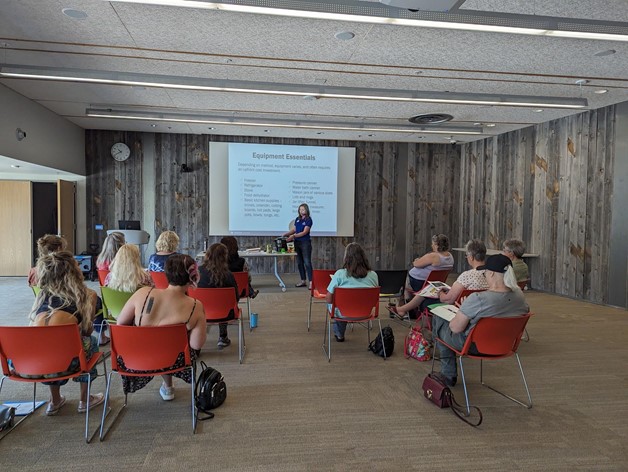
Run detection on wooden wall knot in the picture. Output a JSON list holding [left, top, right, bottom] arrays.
[[567, 137, 576, 157], [535, 154, 548, 172], [569, 243, 586, 261]]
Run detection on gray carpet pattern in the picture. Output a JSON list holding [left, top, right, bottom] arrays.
[[0, 275, 627, 471]]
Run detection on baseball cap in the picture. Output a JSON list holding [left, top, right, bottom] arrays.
[[478, 254, 512, 273]]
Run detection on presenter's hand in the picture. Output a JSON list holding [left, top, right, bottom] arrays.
[[286, 235, 294, 242]]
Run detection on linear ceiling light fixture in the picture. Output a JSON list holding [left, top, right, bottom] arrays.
[[1, 65, 588, 109], [101, 0, 628, 42], [86, 108, 484, 135]]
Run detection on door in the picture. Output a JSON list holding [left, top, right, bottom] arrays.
[[57, 179, 76, 254], [0, 181, 32, 276]]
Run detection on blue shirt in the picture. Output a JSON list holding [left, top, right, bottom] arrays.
[[148, 253, 175, 272], [294, 216, 312, 241]]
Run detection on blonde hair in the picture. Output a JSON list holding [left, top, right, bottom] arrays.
[[97, 232, 125, 268], [156, 230, 180, 253], [36, 234, 67, 258], [108, 244, 148, 292], [30, 251, 94, 334]]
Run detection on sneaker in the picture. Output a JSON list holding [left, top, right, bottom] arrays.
[[334, 335, 345, 343], [159, 383, 175, 401], [444, 376, 457, 388], [45, 395, 66, 416], [77, 393, 105, 413], [217, 337, 231, 349]]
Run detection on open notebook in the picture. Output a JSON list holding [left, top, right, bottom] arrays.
[[430, 304, 459, 322], [417, 281, 450, 298]]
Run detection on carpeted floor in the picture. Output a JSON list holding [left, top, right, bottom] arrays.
[[0, 275, 627, 471]]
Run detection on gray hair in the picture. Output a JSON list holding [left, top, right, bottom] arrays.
[[465, 239, 487, 262], [503, 239, 526, 259]]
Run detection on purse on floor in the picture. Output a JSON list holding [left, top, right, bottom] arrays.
[[0, 405, 15, 432], [422, 373, 482, 427], [404, 324, 431, 361]]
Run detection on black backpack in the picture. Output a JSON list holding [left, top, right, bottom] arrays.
[[195, 361, 227, 420], [368, 326, 394, 357]]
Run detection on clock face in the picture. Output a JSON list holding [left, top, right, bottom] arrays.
[[111, 142, 131, 162]]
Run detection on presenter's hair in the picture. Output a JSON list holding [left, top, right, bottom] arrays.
[[503, 239, 526, 259], [297, 203, 310, 218], [431, 234, 450, 252], [36, 234, 67, 258], [156, 230, 180, 253], [465, 239, 487, 262], [343, 242, 371, 279]]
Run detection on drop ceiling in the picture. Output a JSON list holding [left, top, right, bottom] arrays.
[[0, 0, 626, 143]]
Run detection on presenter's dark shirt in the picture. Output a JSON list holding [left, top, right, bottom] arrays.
[[294, 216, 313, 242]]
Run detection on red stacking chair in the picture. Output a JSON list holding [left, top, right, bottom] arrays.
[[322, 286, 382, 362], [149, 271, 169, 289], [99, 324, 196, 440], [188, 287, 245, 364], [431, 313, 533, 415], [307, 269, 336, 332], [0, 324, 105, 443], [232, 271, 252, 330]]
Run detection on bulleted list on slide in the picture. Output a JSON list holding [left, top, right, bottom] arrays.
[[228, 143, 338, 233]]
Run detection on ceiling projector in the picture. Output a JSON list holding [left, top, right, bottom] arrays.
[[378, 0, 460, 11]]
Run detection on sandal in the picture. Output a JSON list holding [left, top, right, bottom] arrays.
[[45, 395, 66, 416], [250, 289, 260, 299], [295, 282, 307, 288], [77, 392, 105, 413]]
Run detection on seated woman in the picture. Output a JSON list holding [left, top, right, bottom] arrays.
[[29, 251, 104, 416], [28, 234, 67, 287], [104, 244, 153, 292], [198, 243, 239, 349], [116, 254, 206, 400], [326, 243, 379, 342], [96, 232, 125, 271], [148, 230, 180, 272], [220, 236, 258, 299], [405, 233, 454, 298], [391, 239, 488, 318], [432, 254, 528, 387], [502, 238, 529, 283]]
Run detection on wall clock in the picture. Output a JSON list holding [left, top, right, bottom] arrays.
[[111, 142, 131, 162]]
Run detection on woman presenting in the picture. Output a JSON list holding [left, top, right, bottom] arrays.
[[284, 203, 313, 288]]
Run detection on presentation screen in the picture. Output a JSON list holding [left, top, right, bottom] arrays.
[[209, 142, 355, 237]]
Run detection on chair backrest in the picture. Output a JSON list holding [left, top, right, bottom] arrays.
[[425, 269, 451, 285], [456, 289, 485, 306], [101, 286, 135, 320], [311, 269, 336, 297], [462, 313, 532, 356], [0, 325, 87, 377], [232, 271, 249, 298], [109, 324, 191, 372], [375, 270, 407, 296], [331, 287, 381, 320], [517, 280, 529, 290], [188, 287, 239, 321], [150, 271, 169, 289], [97, 269, 110, 286], [31, 285, 41, 297]]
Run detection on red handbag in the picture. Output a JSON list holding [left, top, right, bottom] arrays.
[[405, 325, 431, 361], [422, 373, 483, 427]]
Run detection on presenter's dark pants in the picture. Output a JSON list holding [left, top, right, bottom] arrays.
[[295, 239, 313, 282]]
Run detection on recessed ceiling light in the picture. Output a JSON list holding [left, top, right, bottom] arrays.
[[316, 132, 324, 135], [263, 129, 270, 132], [11, 164, 21, 168], [534, 109, 544, 113], [150, 123, 157, 127], [594, 89, 608, 94], [486, 123, 496, 127], [335, 31, 355, 40], [62, 8, 88, 19], [367, 134, 375, 137], [594, 49, 616, 57], [208, 127, 216, 130], [473, 122, 482, 126]]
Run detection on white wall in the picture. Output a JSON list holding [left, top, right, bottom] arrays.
[[0, 83, 85, 175]]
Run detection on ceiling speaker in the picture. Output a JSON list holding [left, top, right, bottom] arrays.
[[378, 0, 460, 12]]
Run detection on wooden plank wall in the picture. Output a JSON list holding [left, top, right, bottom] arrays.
[[85, 132, 460, 275], [459, 106, 616, 304]]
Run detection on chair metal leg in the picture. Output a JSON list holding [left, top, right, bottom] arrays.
[[307, 297, 313, 331], [321, 315, 331, 361], [458, 357, 471, 415], [479, 355, 533, 408], [191, 364, 197, 433], [377, 320, 386, 360], [99, 371, 125, 441], [521, 328, 530, 342], [238, 318, 245, 364], [0, 377, 34, 440]]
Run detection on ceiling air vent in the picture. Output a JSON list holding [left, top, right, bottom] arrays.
[[408, 114, 454, 125]]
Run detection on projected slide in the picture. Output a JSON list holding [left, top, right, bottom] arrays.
[[227, 143, 338, 234]]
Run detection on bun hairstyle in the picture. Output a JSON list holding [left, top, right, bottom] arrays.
[[165, 254, 198, 287], [36, 234, 67, 258], [431, 234, 450, 252]]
